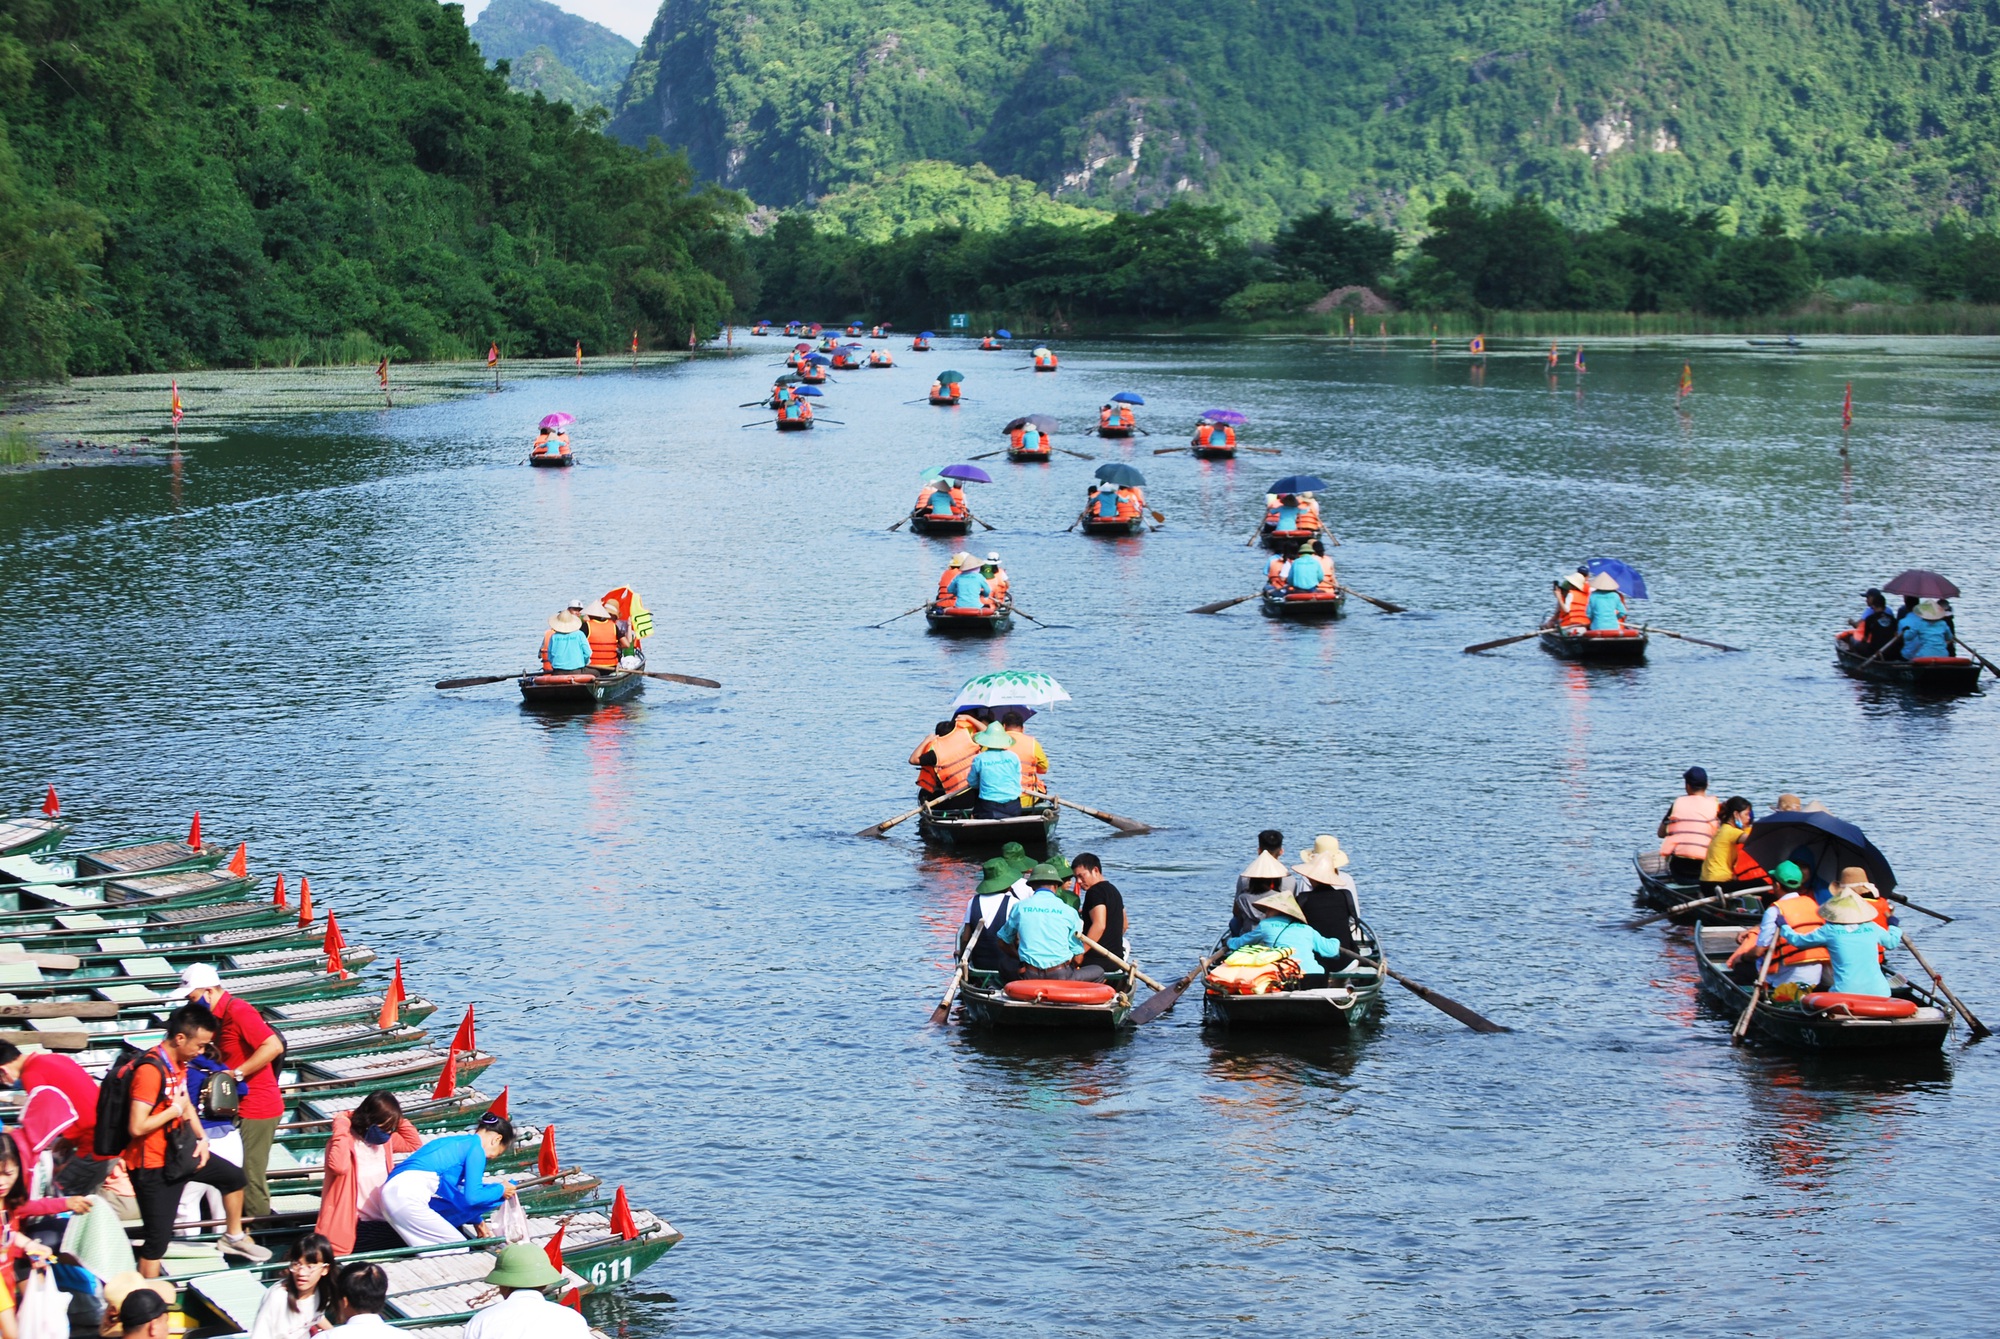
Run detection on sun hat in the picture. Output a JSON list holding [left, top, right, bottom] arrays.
[[1823, 891, 1877, 925], [1026, 862, 1064, 885], [1044, 854, 1074, 880], [947, 553, 970, 569], [1251, 890, 1307, 922], [1561, 570, 1589, 590], [582, 600, 612, 619], [1918, 599, 1947, 621], [1684, 766, 1708, 787], [1834, 865, 1879, 896], [1863, 586, 1883, 600], [1774, 794, 1802, 811], [485, 1240, 563, 1290], [167, 963, 222, 1000], [976, 859, 1020, 895], [973, 723, 1014, 749], [985, 552, 1001, 563], [1240, 851, 1288, 881], [104, 1273, 175, 1316], [1293, 849, 1349, 884], [1772, 861, 1804, 890], [566, 598, 585, 610], [1311, 834, 1349, 862], [998, 841, 1035, 874], [549, 611, 582, 633], [1589, 572, 1621, 592]]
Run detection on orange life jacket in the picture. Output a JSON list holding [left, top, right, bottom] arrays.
[[1659, 793, 1721, 860], [1557, 586, 1591, 630], [1118, 405, 1135, 427], [1115, 488, 1141, 519], [986, 570, 1010, 602], [1731, 840, 1767, 883], [1035, 353, 1055, 369], [909, 732, 946, 791], [1266, 557, 1287, 587], [583, 617, 620, 669], [1193, 425, 1213, 447], [1219, 425, 1236, 447], [930, 721, 983, 792], [1770, 893, 1831, 969], [538, 630, 556, 672], [938, 566, 966, 598], [1007, 730, 1046, 792]]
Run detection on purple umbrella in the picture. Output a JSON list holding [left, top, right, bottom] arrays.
[[1201, 409, 1247, 424], [939, 463, 993, 483], [1882, 569, 1960, 598], [539, 413, 574, 429]]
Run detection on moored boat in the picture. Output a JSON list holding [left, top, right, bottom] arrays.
[[908, 510, 973, 535], [1835, 640, 1982, 694], [1202, 921, 1386, 1030], [958, 967, 1133, 1029], [0, 815, 70, 857], [1260, 588, 1347, 621], [1632, 850, 1763, 925], [926, 602, 1014, 636], [918, 802, 1057, 853], [1540, 627, 1648, 662], [1691, 922, 1954, 1052], [519, 669, 645, 708]]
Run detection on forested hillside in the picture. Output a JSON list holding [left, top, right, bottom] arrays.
[[470, 0, 637, 112], [611, 0, 2000, 232], [0, 0, 745, 379]]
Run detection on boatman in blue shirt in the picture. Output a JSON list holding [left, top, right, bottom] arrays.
[[947, 564, 993, 612], [998, 864, 1105, 982], [964, 722, 1024, 818]]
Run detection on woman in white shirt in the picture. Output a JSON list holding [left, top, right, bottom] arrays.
[[249, 1232, 336, 1339]]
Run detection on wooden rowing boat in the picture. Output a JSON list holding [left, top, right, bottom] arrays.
[[908, 510, 973, 535], [1258, 526, 1319, 553], [1691, 922, 1954, 1052], [928, 394, 960, 406], [1835, 640, 1982, 694], [1079, 515, 1145, 537], [0, 816, 70, 857], [957, 965, 1134, 1029], [1202, 922, 1386, 1030], [925, 602, 1013, 636], [1096, 424, 1133, 438], [917, 803, 1057, 853], [1632, 850, 1763, 926], [1260, 588, 1347, 621], [775, 416, 815, 430], [0, 898, 295, 950], [1191, 443, 1237, 460], [1006, 443, 1052, 462], [1539, 628, 1648, 663], [527, 452, 574, 468], [518, 669, 645, 708]]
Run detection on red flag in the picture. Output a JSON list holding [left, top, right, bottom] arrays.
[[608, 1185, 637, 1240], [486, 1087, 509, 1120], [537, 1124, 558, 1178], [272, 872, 287, 909], [561, 1288, 582, 1312], [486, 342, 499, 367], [297, 877, 313, 928], [187, 812, 202, 850], [40, 786, 58, 817], [449, 1004, 476, 1055], [227, 843, 248, 878], [1842, 382, 1854, 429], [376, 356, 389, 389], [323, 913, 349, 978], [429, 1047, 458, 1100], [377, 958, 405, 1030], [543, 1220, 566, 1272], [170, 380, 184, 424]]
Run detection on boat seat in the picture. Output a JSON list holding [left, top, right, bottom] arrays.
[[53, 913, 112, 929], [29, 889, 105, 909], [119, 956, 175, 978], [95, 983, 162, 1003], [0, 963, 43, 986], [98, 936, 148, 953], [27, 1016, 82, 1031]]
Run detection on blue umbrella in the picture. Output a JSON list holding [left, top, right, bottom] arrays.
[[919, 331, 936, 339], [1740, 811, 1896, 894], [792, 385, 823, 397], [1584, 558, 1647, 599], [938, 463, 993, 483], [996, 328, 1013, 339], [1270, 474, 1327, 494], [805, 353, 831, 365], [1094, 462, 1146, 486], [1110, 391, 1145, 405]]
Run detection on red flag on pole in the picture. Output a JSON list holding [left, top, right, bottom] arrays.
[[272, 872, 287, 909], [543, 1220, 566, 1272], [297, 876, 313, 928], [227, 843, 248, 878], [40, 786, 58, 817], [187, 812, 202, 850], [449, 1004, 476, 1055], [608, 1185, 638, 1240], [377, 958, 405, 1030], [561, 1289, 583, 1312], [1842, 382, 1854, 429], [323, 914, 349, 978], [486, 342, 500, 368], [170, 381, 184, 424], [537, 1125, 558, 1178], [486, 1087, 508, 1120], [429, 1047, 459, 1100]]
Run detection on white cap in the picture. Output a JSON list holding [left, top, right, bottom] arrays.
[[985, 552, 1001, 563], [168, 964, 223, 999]]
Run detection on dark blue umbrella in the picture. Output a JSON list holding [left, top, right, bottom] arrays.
[[919, 331, 936, 338], [792, 385, 823, 397], [805, 353, 831, 365], [1003, 414, 1059, 434], [1094, 462, 1146, 486], [1110, 391, 1145, 405], [1740, 811, 1896, 894], [938, 463, 993, 483], [1584, 558, 1647, 599], [1270, 474, 1327, 494], [996, 328, 1013, 339]]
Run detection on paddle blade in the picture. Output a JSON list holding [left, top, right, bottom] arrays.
[[435, 674, 515, 689], [1189, 594, 1255, 615], [1387, 970, 1509, 1033], [1131, 959, 1210, 1025], [646, 672, 722, 688], [1463, 631, 1542, 654], [855, 805, 921, 839]]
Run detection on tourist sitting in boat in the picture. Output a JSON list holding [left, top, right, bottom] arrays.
[[1192, 421, 1236, 450], [580, 600, 633, 671], [911, 335, 932, 351], [538, 610, 589, 672], [980, 554, 1010, 604], [929, 377, 962, 400], [1099, 402, 1136, 432], [998, 711, 1045, 796], [961, 859, 1029, 972], [1264, 493, 1311, 535], [980, 336, 1001, 351], [1901, 600, 1955, 659], [776, 394, 814, 424], [1298, 493, 1322, 529], [1009, 422, 1050, 454], [997, 865, 1105, 983], [1658, 766, 1721, 881], [1071, 853, 1126, 967], [916, 479, 968, 519], [1225, 888, 1355, 980], [529, 427, 564, 460], [378, 1112, 519, 1248], [1775, 888, 1903, 996], [1699, 797, 1757, 898], [911, 713, 983, 801], [868, 350, 893, 367], [1117, 486, 1144, 519], [1230, 833, 1304, 934], [964, 722, 1025, 817], [1274, 543, 1337, 596], [1547, 571, 1591, 632], [250, 1231, 337, 1339], [1725, 861, 1826, 990], [1837, 587, 1900, 657], [943, 561, 995, 613], [1032, 346, 1058, 370], [1586, 572, 1629, 629], [1293, 838, 1361, 946], [935, 553, 975, 600]]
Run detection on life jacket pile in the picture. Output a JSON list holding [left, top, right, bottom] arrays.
[[1208, 945, 1304, 995]]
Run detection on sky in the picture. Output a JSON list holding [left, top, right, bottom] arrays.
[[457, 0, 655, 43]]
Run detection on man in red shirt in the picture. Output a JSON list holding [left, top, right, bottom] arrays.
[[171, 965, 286, 1216], [0, 1041, 111, 1195]]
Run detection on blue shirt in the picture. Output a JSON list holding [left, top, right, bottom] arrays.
[[947, 571, 991, 610], [998, 887, 1085, 967], [1276, 505, 1300, 531], [387, 1133, 506, 1224], [1226, 915, 1350, 972], [1586, 590, 1626, 631], [1779, 920, 1904, 996], [545, 629, 589, 670], [965, 748, 1022, 801], [930, 489, 955, 516], [1903, 617, 1951, 659], [1096, 490, 1119, 518], [1288, 554, 1324, 590]]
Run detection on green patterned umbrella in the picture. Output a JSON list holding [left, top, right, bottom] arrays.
[[952, 670, 1071, 716]]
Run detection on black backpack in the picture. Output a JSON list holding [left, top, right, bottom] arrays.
[[93, 1047, 168, 1158]]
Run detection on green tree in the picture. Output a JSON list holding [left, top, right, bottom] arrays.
[[1270, 208, 1399, 289]]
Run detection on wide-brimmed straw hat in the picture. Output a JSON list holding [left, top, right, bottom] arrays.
[[485, 1241, 562, 1290], [549, 611, 582, 633], [1588, 572, 1621, 592], [1560, 570, 1589, 590], [582, 600, 612, 619], [973, 724, 1014, 749], [1240, 851, 1288, 880], [1293, 849, 1349, 884], [1833, 865, 1880, 897], [1823, 891, 1877, 925], [1251, 890, 1307, 922], [1918, 599, 1947, 621]]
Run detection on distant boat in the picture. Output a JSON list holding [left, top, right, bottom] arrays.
[[1745, 336, 1803, 349]]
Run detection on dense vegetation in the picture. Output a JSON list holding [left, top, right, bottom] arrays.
[[612, 0, 2000, 233], [470, 0, 637, 112], [0, 0, 746, 379]]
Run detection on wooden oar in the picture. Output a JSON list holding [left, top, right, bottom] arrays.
[[1857, 633, 1904, 668], [435, 673, 526, 689], [1627, 884, 1773, 929], [1635, 624, 1743, 653], [641, 671, 721, 688], [1078, 933, 1163, 990], [1732, 937, 1781, 1045], [967, 449, 1005, 460], [1883, 889, 1952, 923], [1382, 966, 1510, 1033], [1463, 630, 1544, 654], [1056, 448, 1095, 460], [1010, 607, 1066, 630], [739, 418, 775, 428], [1152, 447, 1190, 454], [1342, 587, 1407, 614], [1065, 509, 1088, 533], [1149, 509, 1166, 524], [887, 515, 915, 532], [1189, 593, 1257, 615], [1242, 446, 1283, 455], [1902, 936, 1990, 1038], [963, 510, 998, 532], [870, 603, 929, 629], [1047, 794, 1151, 835], [1953, 635, 2000, 678], [854, 787, 970, 839], [1130, 950, 1222, 1024], [0, 1001, 118, 1021], [930, 925, 982, 1025]]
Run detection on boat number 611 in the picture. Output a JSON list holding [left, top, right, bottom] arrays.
[[588, 1256, 635, 1286]]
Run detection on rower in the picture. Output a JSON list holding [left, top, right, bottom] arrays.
[[1549, 570, 1591, 633], [999, 710, 1044, 797], [1839, 587, 1900, 657], [908, 720, 956, 804], [1657, 766, 1721, 882], [1231, 831, 1303, 934], [1115, 485, 1143, 520], [1293, 837, 1360, 947], [1586, 572, 1628, 629], [964, 722, 1025, 819], [980, 554, 1010, 604], [538, 609, 589, 672], [1771, 879, 1903, 997]]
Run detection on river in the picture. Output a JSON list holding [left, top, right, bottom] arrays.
[[2, 335, 1995, 1336]]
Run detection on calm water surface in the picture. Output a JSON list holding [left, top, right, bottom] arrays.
[[3, 337, 1997, 1336]]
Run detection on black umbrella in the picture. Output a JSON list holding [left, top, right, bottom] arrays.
[[1003, 414, 1060, 434], [1882, 569, 1960, 599], [1740, 811, 1897, 894], [1094, 462, 1146, 487]]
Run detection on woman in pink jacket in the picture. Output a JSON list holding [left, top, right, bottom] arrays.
[[314, 1091, 422, 1255]]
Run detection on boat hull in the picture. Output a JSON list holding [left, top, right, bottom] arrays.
[[1692, 923, 1953, 1053], [527, 453, 574, 468], [1259, 528, 1319, 553], [775, 418, 814, 431], [1202, 977, 1383, 1029], [1081, 516, 1145, 537], [0, 818, 71, 857], [908, 512, 972, 535], [1540, 629, 1649, 662], [1192, 446, 1237, 460], [1006, 447, 1052, 462], [918, 805, 1057, 853], [1835, 642, 1981, 694], [1633, 850, 1762, 926], [929, 396, 960, 406], [1260, 589, 1347, 620], [519, 670, 646, 708], [958, 970, 1132, 1029], [926, 604, 1014, 636]]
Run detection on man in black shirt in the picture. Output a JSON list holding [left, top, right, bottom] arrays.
[[1849, 588, 1901, 658], [1071, 853, 1127, 968]]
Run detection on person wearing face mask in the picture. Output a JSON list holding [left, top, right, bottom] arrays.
[[313, 1091, 423, 1255]]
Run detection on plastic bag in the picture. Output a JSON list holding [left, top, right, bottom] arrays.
[[491, 1192, 530, 1245], [16, 1263, 71, 1339]]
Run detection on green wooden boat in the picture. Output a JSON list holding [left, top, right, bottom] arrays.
[[0, 815, 71, 857], [0, 897, 294, 949], [957, 965, 1135, 1030], [267, 991, 439, 1030], [1201, 921, 1386, 1030], [0, 943, 375, 1001], [0, 862, 251, 924]]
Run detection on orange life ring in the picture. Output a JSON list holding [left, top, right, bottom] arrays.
[[1801, 992, 1918, 1018], [1003, 979, 1116, 1004]]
